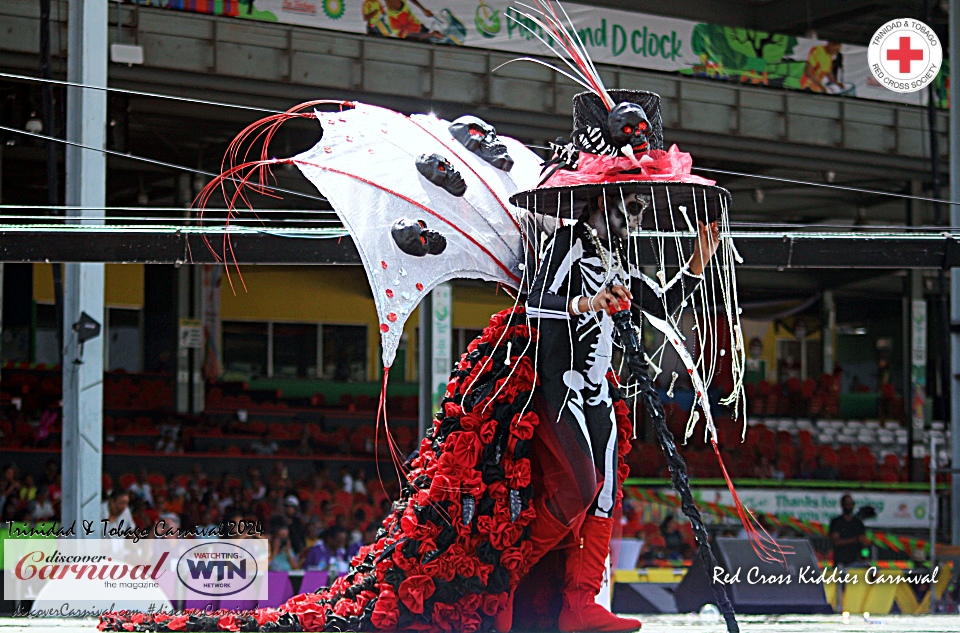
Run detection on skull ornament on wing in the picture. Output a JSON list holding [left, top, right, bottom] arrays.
[[416, 153, 468, 197], [391, 218, 447, 257], [448, 115, 515, 172], [607, 102, 652, 152]]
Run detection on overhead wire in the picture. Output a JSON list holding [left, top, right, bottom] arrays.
[[4, 71, 960, 220], [0, 124, 332, 206]]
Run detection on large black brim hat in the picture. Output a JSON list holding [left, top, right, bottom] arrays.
[[510, 181, 731, 227]]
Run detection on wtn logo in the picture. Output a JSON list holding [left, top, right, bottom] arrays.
[[185, 559, 247, 581]]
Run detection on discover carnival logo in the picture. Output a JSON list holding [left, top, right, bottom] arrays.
[[3, 539, 268, 602], [868, 18, 942, 93]]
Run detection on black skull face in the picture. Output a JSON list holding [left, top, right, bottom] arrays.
[[607, 102, 652, 151], [449, 116, 514, 172], [416, 153, 467, 197], [391, 218, 447, 257]]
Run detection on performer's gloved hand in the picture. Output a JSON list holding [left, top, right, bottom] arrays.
[[575, 284, 631, 314]]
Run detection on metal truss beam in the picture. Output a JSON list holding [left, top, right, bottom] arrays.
[[0, 229, 957, 269]]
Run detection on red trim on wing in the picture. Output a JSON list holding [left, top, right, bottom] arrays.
[[290, 159, 522, 285]]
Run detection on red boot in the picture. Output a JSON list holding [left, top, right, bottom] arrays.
[[494, 500, 572, 632], [558, 516, 642, 632]]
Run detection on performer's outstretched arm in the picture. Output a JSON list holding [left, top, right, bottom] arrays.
[[629, 221, 718, 320]]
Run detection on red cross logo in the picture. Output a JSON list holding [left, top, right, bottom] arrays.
[[886, 36, 924, 73]]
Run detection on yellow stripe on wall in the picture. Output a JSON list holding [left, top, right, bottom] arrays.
[[220, 267, 514, 379], [32, 263, 145, 308]]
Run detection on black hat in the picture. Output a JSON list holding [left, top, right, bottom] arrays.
[[509, 90, 730, 224]]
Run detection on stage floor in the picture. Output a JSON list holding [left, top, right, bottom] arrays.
[[1, 615, 958, 633]]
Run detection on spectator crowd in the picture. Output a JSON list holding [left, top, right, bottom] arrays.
[[1, 460, 394, 578]]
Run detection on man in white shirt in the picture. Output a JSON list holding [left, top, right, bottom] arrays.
[[101, 489, 135, 536]]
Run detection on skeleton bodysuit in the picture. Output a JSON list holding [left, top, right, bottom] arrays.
[[526, 220, 702, 518]]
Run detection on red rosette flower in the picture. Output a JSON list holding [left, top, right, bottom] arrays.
[[493, 375, 522, 402], [510, 355, 537, 387], [509, 411, 538, 441], [153, 613, 171, 624], [371, 593, 399, 630], [489, 522, 522, 550], [428, 473, 459, 502], [486, 480, 508, 502], [464, 361, 490, 395], [422, 553, 457, 582], [444, 401, 463, 419], [482, 592, 508, 616], [129, 613, 145, 625], [297, 603, 328, 631], [460, 609, 484, 633], [439, 431, 482, 471], [460, 469, 485, 497], [476, 561, 493, 584], [217, 614, 240, 632], [122, 624, 134, 631], [459, 411, 485, 432], [458, 593, 482, 616], [499, 547, 525, 574], [477, 419, 497, 444], [432, 602, 461, 633], [505, 458, 531, 488], [398, 575, 436, 614], [253, 609, 280, 626], [166, 615, 189, 631]]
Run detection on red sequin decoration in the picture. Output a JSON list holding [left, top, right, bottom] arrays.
[[381, 261, 388, 269], [380, 324, 389, 333], [386, 289, 394, 298], [387, 313, 397, 322], [416, 283, 424, 291]]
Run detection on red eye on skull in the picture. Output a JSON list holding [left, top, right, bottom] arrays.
[[639, 121, 648, 131], [438, 164, 446, 172], [468, 128, 485, 137], [420, 236, 427, 245], [622, 125, 633, 134]]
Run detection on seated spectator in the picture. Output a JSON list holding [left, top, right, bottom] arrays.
[[303, 526, 349, 578], [157, 512, 181, 539], [347, 524, 379, 559], [753, 455, 775, 480], [18, 474, 37, 504], [40, 459, 59, 488], [303, 516, 324, 551], [284, 495, 307, 553], [102, 489, 135, 535], [340, 467, 354, 494], [811, 456, 838, 480], [251, 432, 279, 456], [0, 465, 20, 508], [268, 525, 300, 572], [660, 514, 690, 559], [245, 468, 267, 501], [29, 487, 55, 521], [128, 470, 154, 506]]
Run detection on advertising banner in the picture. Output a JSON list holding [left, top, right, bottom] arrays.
[[135, 0, 945, 107], [4, 537, 269, 605], [689, 487, 931, 529], [430, 282, 452, 409]]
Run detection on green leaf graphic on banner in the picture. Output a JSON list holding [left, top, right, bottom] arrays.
[[476, 1, 500, 38]]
